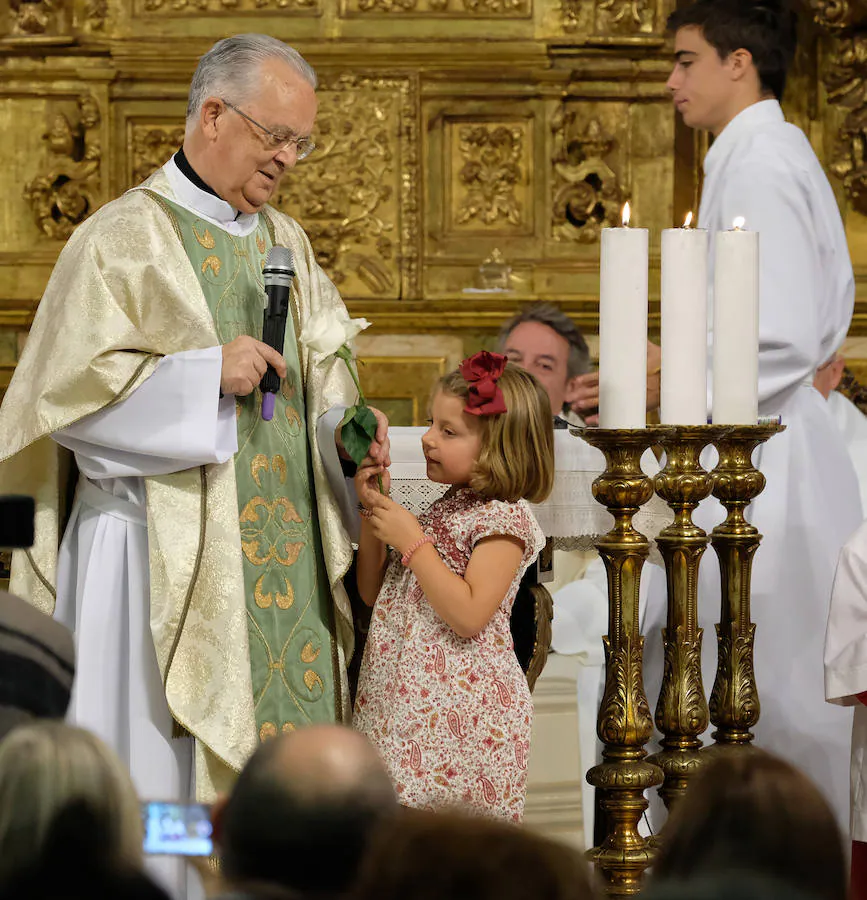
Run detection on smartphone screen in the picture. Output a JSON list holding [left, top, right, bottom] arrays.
[[141, 801, 213, 857]]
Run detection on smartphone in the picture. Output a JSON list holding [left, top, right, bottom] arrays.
[[141, 801, 213, 857]]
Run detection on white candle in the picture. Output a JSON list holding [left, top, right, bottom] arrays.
[[599, 202, 649, 429], [660, 213, 708, 425], [712, 217, 759, 425]]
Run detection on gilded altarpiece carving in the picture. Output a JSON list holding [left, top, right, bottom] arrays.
[[0, 0, 865, 408]]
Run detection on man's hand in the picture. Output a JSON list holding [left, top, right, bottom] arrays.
[[571, 340, 662, 426], [572, 370, 600, 425], [221, 336, 287, 397], [336, 406, 391, 468]]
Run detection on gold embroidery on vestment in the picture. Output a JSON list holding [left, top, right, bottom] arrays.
[[300, 641, 320, 664], [201, 255, 221, 276], [193, 224, 216, 249], [304, 669, 324, 692]]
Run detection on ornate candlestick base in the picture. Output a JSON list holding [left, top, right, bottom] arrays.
[[573, 426, 669, 896], [706, 424, 785, 749], [647, 425, 728, 811]]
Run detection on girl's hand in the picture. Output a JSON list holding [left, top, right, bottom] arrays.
[[355, 463, 391, 512], [365, 492, 424, 555]]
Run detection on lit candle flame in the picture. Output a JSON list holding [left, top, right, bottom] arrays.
[[622, 202, 631, 227], [732, 216, 745, 230], [683, 211, 693, 228]]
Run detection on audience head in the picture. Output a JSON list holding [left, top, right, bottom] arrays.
[[643, 871, 820, 900], [0, 592, 75, 738], [0, 799, 169, 900], [434, 358, 554, 503], [215, 724, 398, 897], [0, 722, 143, 884], [499, 303, 590, 416], [353, 808, 596, 900], [651, 748, 847, 900], [184, 34, 318, 214]]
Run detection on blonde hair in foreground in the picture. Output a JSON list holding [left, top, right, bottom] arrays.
[[439, 362, 555, 504], [0, 721, 144, 881]]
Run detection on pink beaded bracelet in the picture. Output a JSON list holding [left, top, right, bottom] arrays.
[[401, 535, 435, 567]]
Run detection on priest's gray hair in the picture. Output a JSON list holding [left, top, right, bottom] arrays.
[[186, 34, 317, 133]]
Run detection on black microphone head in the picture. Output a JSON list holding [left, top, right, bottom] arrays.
[[0, 495, 35, 549], [264, 245, 295, 276]]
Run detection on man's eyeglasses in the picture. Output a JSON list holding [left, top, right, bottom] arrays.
[[222, 100, 316, 161]]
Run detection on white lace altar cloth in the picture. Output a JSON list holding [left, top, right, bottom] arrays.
[[388, 428, 672, 552]]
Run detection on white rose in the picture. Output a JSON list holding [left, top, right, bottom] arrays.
[[300, 310, 370, 358], [340, 312, 371, 343]]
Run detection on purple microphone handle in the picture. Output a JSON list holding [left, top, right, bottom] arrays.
[[262, 391, 276, 421]]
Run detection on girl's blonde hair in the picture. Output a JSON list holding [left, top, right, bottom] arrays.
[[438, 362, 555, 504], [0, 722, 144, 881]]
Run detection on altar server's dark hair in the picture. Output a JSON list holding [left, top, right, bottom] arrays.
[[668, 0, 798, 101]]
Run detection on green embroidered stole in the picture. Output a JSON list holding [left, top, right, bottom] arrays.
[[152, 195, 339, 737]]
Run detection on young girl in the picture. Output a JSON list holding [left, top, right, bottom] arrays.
[[352, 351, 555, 822]]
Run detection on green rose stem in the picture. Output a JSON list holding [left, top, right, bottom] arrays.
[[336, 346, 385, 495]]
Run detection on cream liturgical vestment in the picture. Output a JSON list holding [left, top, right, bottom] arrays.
[[0, 159, 359, 813], [827, 519, 867, 841], [828, 389, 867, 515], [643, 100, 863, 834]]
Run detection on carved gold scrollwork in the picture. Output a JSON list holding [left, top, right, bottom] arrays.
[[656, 627, 707, 736], [595, 0, 653, 33], [274, 75, 419, 300], [7, 0, 73, 37], [709, 623, 760, 735], [551, 112, 623, 243], [812, 3, 867, 214], [812, 0, 867, 31], [82, 0, 109, 30], [130, 125, 186, 185], [140, 0, 317, 13], [455, 124, 524, 227], [823, 35, 867, 215], [598, 634, 655, 746], [349, 0, 528, 13], [24, 95, 102, 240]]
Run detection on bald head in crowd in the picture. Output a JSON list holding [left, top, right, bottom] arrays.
[[216, 724, 397, 897]]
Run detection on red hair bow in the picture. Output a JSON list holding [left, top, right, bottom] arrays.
[[460, 351, 508, 417]]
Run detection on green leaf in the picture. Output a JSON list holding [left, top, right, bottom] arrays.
[[341, 405, 378, 467], [339, 405, 358, 432]]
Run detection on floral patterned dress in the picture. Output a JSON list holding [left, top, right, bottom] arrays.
[[353, 487, 546, 822]]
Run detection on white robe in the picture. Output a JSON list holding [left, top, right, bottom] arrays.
[[51, 165, 357, 897], [826, 520, 867, 841], [828, 390, 867, 516], [644, 100, 862, 835]]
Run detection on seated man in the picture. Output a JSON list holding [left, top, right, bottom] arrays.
[[499, 302, 591, 427]]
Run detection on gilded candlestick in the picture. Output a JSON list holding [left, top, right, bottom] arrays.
[[646, 425, 728, 810], [573, 426, 669, 896], [707, 424, 785, 749]]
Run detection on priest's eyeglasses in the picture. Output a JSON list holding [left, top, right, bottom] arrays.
[[222, 100, 316, 161]]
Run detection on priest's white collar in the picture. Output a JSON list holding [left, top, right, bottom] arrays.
[[157, 155, 261, 238], [704, 99, 785, 175]]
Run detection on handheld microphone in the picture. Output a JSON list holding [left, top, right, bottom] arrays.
[[260, 245, 296, 421]]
